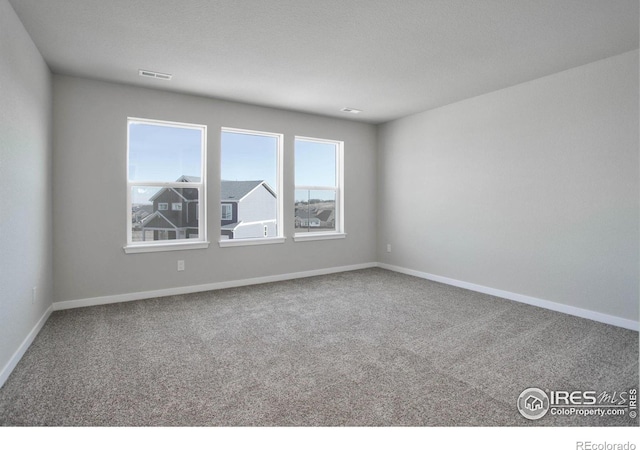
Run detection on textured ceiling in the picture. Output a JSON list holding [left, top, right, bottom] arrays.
[[8, 0, 639, 123]]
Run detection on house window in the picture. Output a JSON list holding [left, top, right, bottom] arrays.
[[221, 204, 232, 220], [294, 137, 344, 241], [125, 118, 207, 253], [219, 128, 283, 246]]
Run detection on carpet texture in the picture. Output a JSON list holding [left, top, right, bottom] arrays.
[[0, 268, 637, 426]]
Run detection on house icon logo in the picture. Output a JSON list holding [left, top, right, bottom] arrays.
[[525, 395, 543, 411], [517, 388, 550, 420]]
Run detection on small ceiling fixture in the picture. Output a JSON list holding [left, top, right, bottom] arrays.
[[138, 69, 172, 80], [341, 107, 362, 114]]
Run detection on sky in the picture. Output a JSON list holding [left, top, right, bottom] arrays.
[[129, 122, 202, 183], [129, 122, 337, 204], [221, 131, 277, 188]]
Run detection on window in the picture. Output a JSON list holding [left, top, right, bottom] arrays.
[[294, 137, 344, 241], [125, 118, 207, 253], [219, 128, 283, 246], [221, 204, 232, 221]]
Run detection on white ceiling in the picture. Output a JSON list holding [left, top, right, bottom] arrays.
[[8, 0, 639, 124]]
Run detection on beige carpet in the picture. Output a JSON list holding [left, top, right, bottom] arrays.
[[0, 268, 637, 426]]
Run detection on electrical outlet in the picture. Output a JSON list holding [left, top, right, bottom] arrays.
[[32, 286, 37, 304], [177, 260, 185, 271], [387, 244, 392, 253]]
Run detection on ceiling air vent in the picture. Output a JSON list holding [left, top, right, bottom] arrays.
[[139, 69, 172, 80], [341, 107, 362, 114]]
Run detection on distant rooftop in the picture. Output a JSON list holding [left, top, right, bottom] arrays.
[[176, 175, 201, 183], [221, 180, 275, 201]]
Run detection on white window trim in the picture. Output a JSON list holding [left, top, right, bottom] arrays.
[[219, 127, 284, 247], [124, 117, 208, 254], [124, 241, 210, 254], [293, 232, 346, 242], [219, 237, 286, 247], [293, 136, 344, 241]]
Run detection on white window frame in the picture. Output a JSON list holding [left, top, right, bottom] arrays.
[[219, 127, 285, 247], [158, 203, 168, 211], [124, 117, 208, 254], [294, 136, 345, 242], [171, 202, 182, 211]]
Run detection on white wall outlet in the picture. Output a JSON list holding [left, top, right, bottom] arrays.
[[177, 260, 185, 271], [32, 286, 37, 304], [387, 244, 392, 253]]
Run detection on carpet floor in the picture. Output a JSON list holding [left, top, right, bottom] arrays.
[[0, 268, 637, 426]]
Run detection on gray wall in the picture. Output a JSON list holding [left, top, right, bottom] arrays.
[[0, 0, 52, 374], [52, 75, 377, 303], [378, 51, 639, 321]]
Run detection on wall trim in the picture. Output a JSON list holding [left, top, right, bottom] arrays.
[[378, 263, 639, 332], [53, 262, 378, 311], [0, 305, 53, 389]]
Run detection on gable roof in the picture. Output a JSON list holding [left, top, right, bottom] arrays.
[[176, 175, 201, 183], [140, 211, 177, 229], [315, 210, 334, 222], [148, 175, 201, 202], [221, 180, 275, 201]]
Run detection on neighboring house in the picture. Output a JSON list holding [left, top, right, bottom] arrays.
[[132, 204, 153, 224], [315, 209, 335, 228], [296, 216, 321, 228], [294, 206, 335, 230], [140, 175, 200, 240], [220, 180, 277, 239]]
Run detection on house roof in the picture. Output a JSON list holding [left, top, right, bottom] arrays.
[[221, 180, 275, 201], [141, 211, 177, 229], [176, 175, 201, 183], [148, 175, 200, 202], [149, 186, 198, 202], [315, 210, 334, 222], [221, 222, 239, 231]]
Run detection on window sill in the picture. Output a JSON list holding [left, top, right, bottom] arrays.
[[219, 237, 286, 248], [123, 241, 210, 254], [293, 232, 347, 242]]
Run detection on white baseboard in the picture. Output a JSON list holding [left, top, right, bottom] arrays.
[[53, 262, 378, 311], [378, 263, 639, 331], [0, 305, 52, 389]]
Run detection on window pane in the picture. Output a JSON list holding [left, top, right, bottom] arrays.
[[294, 189, 336, 233], [295, 139, 336, 187], [129, 122, 202, 182], [221, 130, 279, 240], [221, 132, 277, 188], [131, 185, 200, 242]]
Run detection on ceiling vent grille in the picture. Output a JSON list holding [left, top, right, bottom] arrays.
[[139, 70, 172, 80]]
